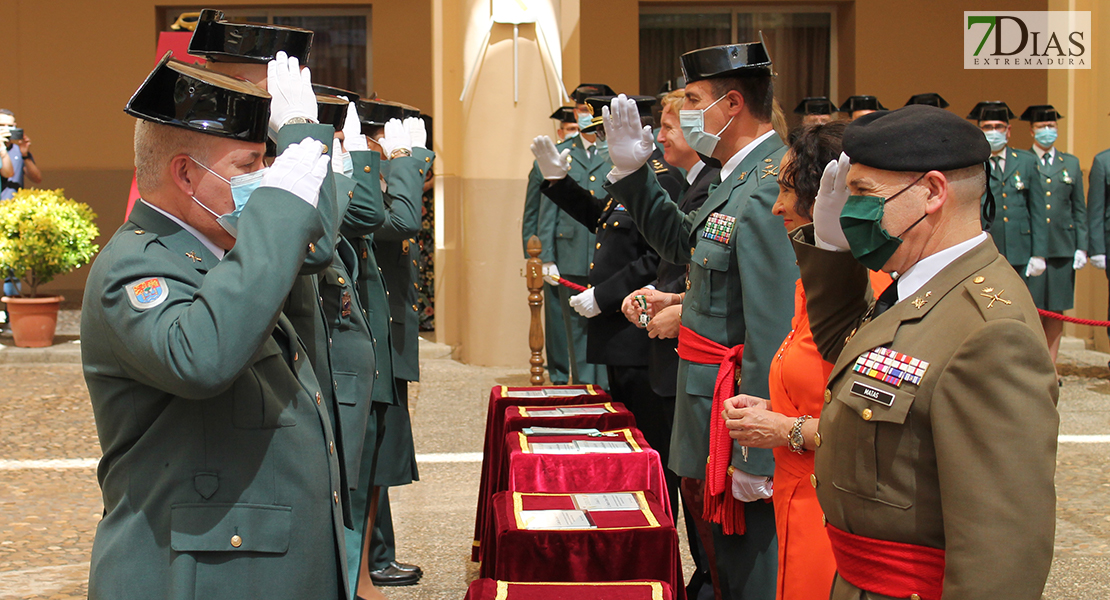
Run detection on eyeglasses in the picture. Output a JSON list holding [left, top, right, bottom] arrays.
[[980, 123, 1008, 132], [1033, 124, 1057, 131]]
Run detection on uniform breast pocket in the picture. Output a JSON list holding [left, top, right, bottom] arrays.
[[232, 341, 298, 430], [689, 241, 732, 317], [320, 268, 354, 331], [556, 216, 578, 239], [828, 376, 918, 509]]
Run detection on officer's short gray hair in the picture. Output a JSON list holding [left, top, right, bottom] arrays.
[[133, 120, 213, 195]]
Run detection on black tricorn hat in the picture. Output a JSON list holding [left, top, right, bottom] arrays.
[[844, 105, 991, 172], [570, 83, 616, 104], [312, 84, 360, 105], [680, 42, 772, 84], [356, 99, 406, 133], [316, 95, 349, 131], [839, 95, 886, 113], [794, 97, 836, 116], [188, 9, 313, 64], [966, 101, 1015, 122], [905, 93, 949, 109], [1020, 104, 1063, 122], [656, 77, 687, 98], [549, 106, 576, 123], [125, 52, 271, 144], [582, 95, 656, 133]]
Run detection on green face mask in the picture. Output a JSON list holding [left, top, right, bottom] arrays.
[[839, 173, 927, 271]]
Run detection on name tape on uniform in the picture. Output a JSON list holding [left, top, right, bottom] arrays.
[[852, 347, 929, 387], [850, 381, 895, 407]]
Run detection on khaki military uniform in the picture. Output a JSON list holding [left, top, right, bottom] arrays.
[[793, 226, 1059, 600]]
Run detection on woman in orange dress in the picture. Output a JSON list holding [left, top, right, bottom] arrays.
[[722, 122, 889, 600]]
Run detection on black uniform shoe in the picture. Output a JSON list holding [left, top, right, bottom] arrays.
[[368, 564, 421, 586], [390, 560, 423, 576]]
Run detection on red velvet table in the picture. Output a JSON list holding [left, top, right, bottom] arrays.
[[479, 491, 683, 599], [465, 578, 674, 600], [474, 385, 612, 561]]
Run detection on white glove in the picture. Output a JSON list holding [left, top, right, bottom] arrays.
[[602, 94, 655, 177], [378, 119, 412, 158], [1026, 256, 1047, 277], [261, 138, 330, 208], [331, 144, 348, 174], [1074, 249, 1089, 270], [531, 136, 570, 181], [404, 117, 428, 150], [812, 152, 852, 251], [1092, 254, 1107, 270], [266, 51, 318, 133], [569, 287, 602, 318], [542, 262, 561, 286], [342, 102, 368, 152], [731, 469, 774, 502]]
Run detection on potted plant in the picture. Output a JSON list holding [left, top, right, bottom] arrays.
[[0, 189, 99, 347]]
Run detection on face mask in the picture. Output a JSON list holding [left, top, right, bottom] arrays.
[[1034, 127, 1058, 148], [577, 113, 594, 131], [983, 130, 1008, 153], [564, 129, 580, 141], [680, 94, 734, 158], [839, 173, 928, 271], [596, 139, 610, 163], [189, 157, 268, 238], [341, 152, 355, 178]]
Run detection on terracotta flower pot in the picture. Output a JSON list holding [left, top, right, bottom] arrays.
[[2, 295, 63, 348]]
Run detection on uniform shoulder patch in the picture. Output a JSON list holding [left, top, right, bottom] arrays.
[[125, 277, 170, 311]]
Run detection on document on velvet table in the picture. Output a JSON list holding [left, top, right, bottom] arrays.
[[519, 509, 595, 530]]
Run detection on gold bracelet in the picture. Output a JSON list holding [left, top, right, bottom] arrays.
[[390, 148, 412, 159]]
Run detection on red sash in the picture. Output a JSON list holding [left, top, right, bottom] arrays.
[[676, 325, 746, 535], [826, 523, 945, 600]]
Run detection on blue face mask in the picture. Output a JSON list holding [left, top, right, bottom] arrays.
[[189, 157, 268, 238], [1034, 127, 1058, 148], [577, 112, 594, 131], [680, 94, 734, 159], [341, 152, 355, 178], [983, 130, 1007, 153]]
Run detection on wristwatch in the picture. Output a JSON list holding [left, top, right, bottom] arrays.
[[283, 116, 312, 126], [787, 415, 812, 454], [390, 148, 413, 159]]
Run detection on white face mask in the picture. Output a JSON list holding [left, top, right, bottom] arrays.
[[679, 94, 734, 158]]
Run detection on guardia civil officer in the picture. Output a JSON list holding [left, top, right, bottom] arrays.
[[603, 41, 797, 600], [535, 83, 615, 387], [968, 101, 1048, 281], [758, 104, 1058, 600], [1086, 128, 1110, 336], [84, 55, 348, 599], [793, 97, 836, 126], [838, 95, 885, 120], [522, 107, 579, 384], [1021, 104, 1087, 365]]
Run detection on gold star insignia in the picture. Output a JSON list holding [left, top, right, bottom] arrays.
[[185, 251, 202, 263], [979, 288, 1012, 309]]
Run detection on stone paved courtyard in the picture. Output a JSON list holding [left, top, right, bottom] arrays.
[[1, 333, 1109, 599]]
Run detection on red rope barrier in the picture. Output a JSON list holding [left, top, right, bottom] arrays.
[[547, 276, 587, 293], [1038, 309, 1110, 327]]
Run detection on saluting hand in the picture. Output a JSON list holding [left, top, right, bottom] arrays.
[[378, 119, 413, 158], [812, 152, 852, 251], [531, 136, 570, 181], [404, 117, 428, 150], [261, 138, 331, 208], [267, 51, 318, 133], [342, 102, 368, 152], [603, 94, 654, 176]]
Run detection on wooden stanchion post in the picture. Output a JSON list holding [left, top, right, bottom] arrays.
[[526, 235, 546, 385]]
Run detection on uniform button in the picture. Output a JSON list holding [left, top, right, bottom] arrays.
[[1003, 217, 1009, 222], [328, 338, 333, 347], [614, 221, 620, 227], [814, 432, 822, 447], [419, 168, 425, 175], [911, 595, 921, 600], [375, 370, 380, 378], [364, 165, 372, 173], [1002, 205, 1007, 210], [425, 156, 431, 163], [590, 176, 596, 181], [602, 223, 608, 229], [348, 191, 354, 199], [1046, 191, 1052, 196], [590, 190, 595, 196], [230, 534, 243, 548], [414, 283, 419, 290], [690, 248, 695, 257], [861, 408, 873, 421], [294, 352, 299, 362], [412, 304, 418, 311], [590, 262, 594, 269], [810, 474, 818, 488], [824, 389, 831, 403], [974, 276, 985, 284], [134, 229, 145, 235], [412, 260, 418, 266], [1046, 178, 1052, 183], [338, 276, 346, 285], [329, 441, 335, 455], [333, 380, 338, 389], [321, 145, 329, 154], [333, 491, 339, 504], [1046, 204, 1051, 210], [1047, 218, 1051, 223], [1002, 192, 1007, 198], [596, 242, 601, 249], [316, 392, 322, 405], [703, 258, 708, 265], [308, 242, 316, 253]]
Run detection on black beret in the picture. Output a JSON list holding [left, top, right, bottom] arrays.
[[680, 42, 772, 83], [125, 52, 271, 144], [843, 105, 991, 172], [1020, 104, 1063, 122], [794, 97, 836, 116], [188, 9, 312, 64]]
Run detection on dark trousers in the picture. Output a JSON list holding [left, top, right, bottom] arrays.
[[368, 487, 397, 570], [605, 364, 679, 518], [711, 498, 778, 600]]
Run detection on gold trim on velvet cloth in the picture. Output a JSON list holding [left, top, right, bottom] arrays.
[[494, 581, 664, 600]]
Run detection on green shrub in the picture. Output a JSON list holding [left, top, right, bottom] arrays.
[[0, 189, 99, 297]]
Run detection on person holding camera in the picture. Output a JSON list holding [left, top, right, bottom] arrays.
[[0, 109, 42, 200]]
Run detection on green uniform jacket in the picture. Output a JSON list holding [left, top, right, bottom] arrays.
[[1032, 149, 1087, 256], [1086, 149, 1110, 256], [377, 146, 435, 382], [82, 192, 347, 600], [605, 134, 797, 479], [537, 138, 609, 276], [985, 147, 1047, 266], [793, 226, 1058, 600]]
